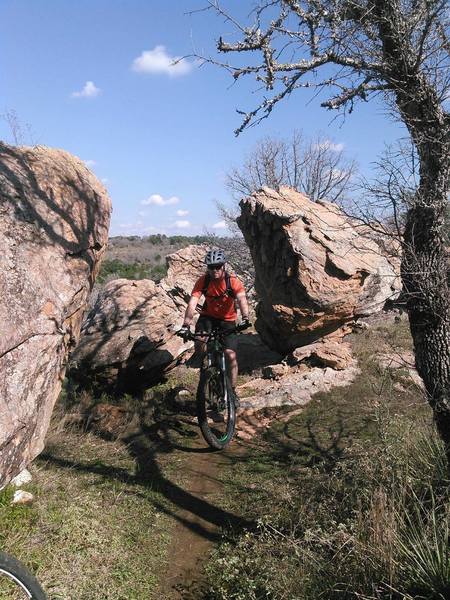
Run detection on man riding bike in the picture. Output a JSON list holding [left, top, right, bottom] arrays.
[[179, 249, 250, 406]]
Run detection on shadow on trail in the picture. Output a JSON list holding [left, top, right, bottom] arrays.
[[169, 444, 216, 454], [232, 398, 377, 478], [39, 409, 254, 543]]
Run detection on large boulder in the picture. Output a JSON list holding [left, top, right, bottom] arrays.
[[69, 245, 208, 394], [238, 187, 400, 354], [0, 143, 111, 487]]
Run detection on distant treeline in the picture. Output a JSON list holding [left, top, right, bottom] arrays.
[[109, 234, 225, 247], [100, 234, 231, 284]]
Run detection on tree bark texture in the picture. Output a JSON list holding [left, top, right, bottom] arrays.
[[372, 0, 450, 457]]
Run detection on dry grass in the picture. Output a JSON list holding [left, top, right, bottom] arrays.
[[0, 408, 183, 600], [203, 320, 450, 600]]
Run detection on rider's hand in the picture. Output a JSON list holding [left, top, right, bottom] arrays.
[[238, 318, 251, 330], [177, 326, 191, 341]]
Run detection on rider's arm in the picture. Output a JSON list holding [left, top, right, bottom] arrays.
[[182, 276, 206, 328], [236, 291, 249, 320], [182, 295, 199, 328]]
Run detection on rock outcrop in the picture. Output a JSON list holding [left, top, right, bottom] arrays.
[[238, 187, 401, 354], [69, 245, 208, 394], [0, 143, 111, 487]]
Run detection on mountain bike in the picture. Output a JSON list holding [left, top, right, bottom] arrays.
[[0, 552, 47, 599], [177, 323, 249, 450]]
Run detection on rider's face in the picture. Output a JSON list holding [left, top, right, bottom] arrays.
[[208, 263, 225, 279]]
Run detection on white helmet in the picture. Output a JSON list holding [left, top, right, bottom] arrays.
[[205, 249, 226, 265]]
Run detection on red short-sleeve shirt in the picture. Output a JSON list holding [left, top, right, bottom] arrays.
[[191, 273, 245, 321]]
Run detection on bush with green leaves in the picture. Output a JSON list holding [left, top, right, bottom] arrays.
[[97, 259, 150, 283]]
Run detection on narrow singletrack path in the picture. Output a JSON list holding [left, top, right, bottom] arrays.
[[158, 431, 245, 599]]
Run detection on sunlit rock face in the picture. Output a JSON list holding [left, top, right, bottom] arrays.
[[238, 186, 400, 354], [0, 143, 111, 487]]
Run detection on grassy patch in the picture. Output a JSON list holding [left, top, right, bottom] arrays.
[[203, 321, 450, 600], [0, 405, 188, 599]]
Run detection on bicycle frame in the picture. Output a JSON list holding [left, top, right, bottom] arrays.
[[204, 331, 228, 372], [177, 324, 247, 449], [186, 325, 240, 369]]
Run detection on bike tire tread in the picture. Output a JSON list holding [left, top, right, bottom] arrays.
[[0, 551, 47, 599]]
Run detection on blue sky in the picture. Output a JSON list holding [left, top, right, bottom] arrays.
[[0, 0, 405, 236]]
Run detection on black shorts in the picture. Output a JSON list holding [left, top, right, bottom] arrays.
[[195, 316, 238, 352]]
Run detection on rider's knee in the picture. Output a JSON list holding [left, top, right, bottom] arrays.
[[225, 349, 237, 364]]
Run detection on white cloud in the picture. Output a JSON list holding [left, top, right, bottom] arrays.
[[84, 159, 96, 168], [176, 209, 189, 217], [101, 177, 109, 184], [141, 194, 180, 206], [72, 81, 101, 99], [131, 45, 193, 77], [174, 220, 190, 228], [327, 168, 351, 181], [212, 221, 227, 229], [315, 140, 344, 152]]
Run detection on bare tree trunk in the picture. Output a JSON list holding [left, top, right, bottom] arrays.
[[401, 137, 450, 459], [374, 0, 450, 461], [403, 202, 450, 457]]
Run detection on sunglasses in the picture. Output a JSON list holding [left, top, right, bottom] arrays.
[[208, 264, 224, 271]]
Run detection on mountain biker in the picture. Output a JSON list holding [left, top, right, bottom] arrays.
[[179, 249, 250, 405]]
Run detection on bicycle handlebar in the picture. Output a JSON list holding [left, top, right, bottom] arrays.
[[176, 321, 251, 342]]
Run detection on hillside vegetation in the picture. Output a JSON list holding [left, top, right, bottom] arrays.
[[98, 235, 217, 283]]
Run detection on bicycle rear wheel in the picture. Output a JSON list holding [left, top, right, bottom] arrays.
[[0, 552, 46, 599], [196, 367, 236, 449]]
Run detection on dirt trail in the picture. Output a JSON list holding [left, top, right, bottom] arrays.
[[156, 333, 360, 597], [158, 432, 245, 599]]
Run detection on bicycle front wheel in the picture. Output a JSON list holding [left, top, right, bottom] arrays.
[[196, 367, 236, 449], [0, 552, 46, 599]]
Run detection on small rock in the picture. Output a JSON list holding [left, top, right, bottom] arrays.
[[10, 469, 33, 487], [394, 382, 406, 392], [290, 340, 353, 370], [87, 403, 133, 439], [292, 363, 310, 374], [262, 364, 289, 380], [173, 388, 193, 408], [12, 490, 34, 505], [353, 321, 370, 331]]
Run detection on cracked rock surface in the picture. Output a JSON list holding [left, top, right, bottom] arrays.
[[237, 186, 401, 354], [0, 143, 111, 486]]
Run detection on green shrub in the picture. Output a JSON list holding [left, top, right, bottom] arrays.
[[150, 263, 168, 281], [393, 489, 450, 599], [97, 259, 149, 283]]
